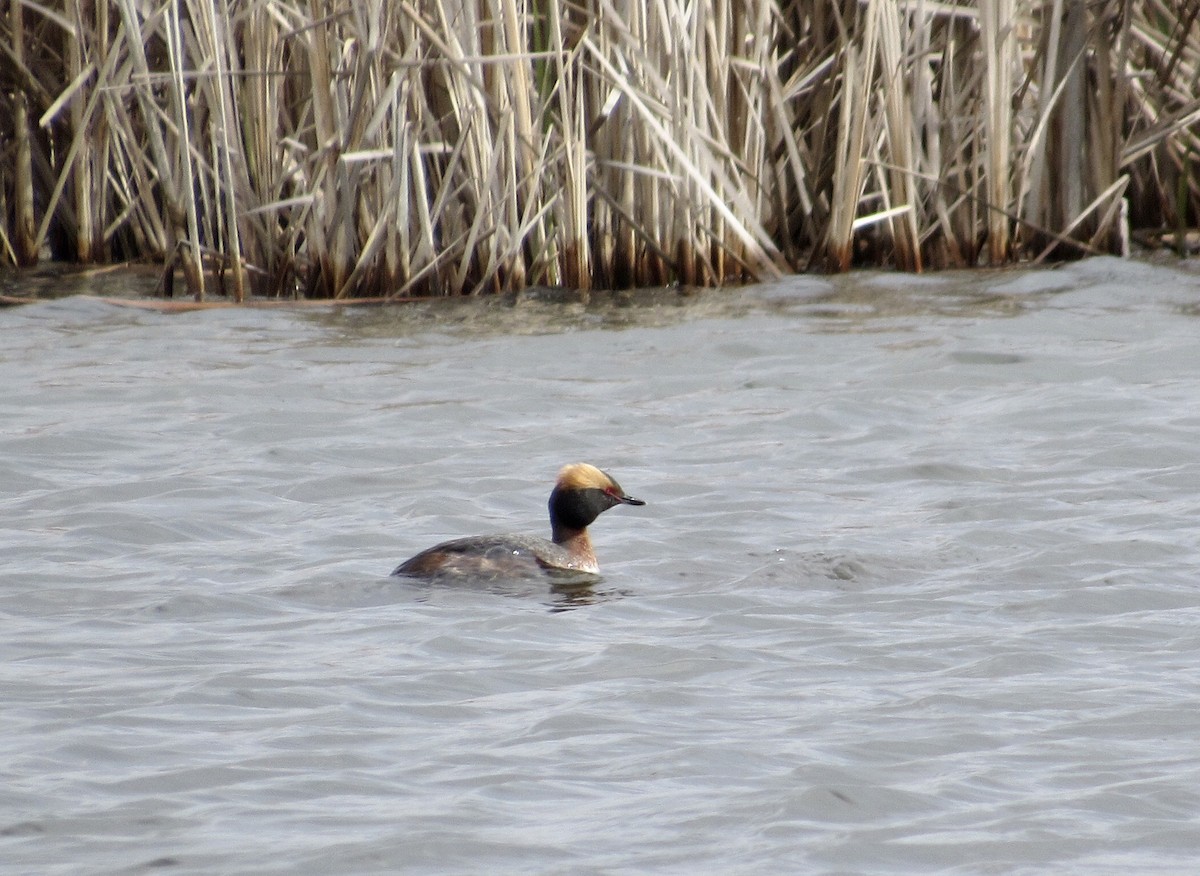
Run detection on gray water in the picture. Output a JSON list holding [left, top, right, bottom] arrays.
[[3, 256, 1200, 874]]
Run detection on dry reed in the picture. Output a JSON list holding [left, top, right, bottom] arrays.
[[2, 0, 1199, 298]]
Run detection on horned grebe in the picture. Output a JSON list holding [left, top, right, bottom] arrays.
[[392, 463, 644, 579]]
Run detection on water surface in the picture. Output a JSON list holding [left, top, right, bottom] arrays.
[[3, 257, 1200, 873]]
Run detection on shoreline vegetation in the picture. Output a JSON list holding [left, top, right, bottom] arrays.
[[2, 2, 1198, 301]]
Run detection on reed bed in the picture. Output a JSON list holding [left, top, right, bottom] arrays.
[[2, 0, 1199, 299]]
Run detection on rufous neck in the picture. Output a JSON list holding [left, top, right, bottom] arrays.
[[552, 525, 596, 567]]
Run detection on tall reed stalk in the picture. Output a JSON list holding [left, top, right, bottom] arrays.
[[7, 0, 37, 265], [2, 0, 1199, 296]]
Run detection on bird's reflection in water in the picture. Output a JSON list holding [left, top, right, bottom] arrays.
[[395, 567, 631, 612], [545, 576, 632, 613]]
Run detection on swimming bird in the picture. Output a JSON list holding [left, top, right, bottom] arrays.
[[392, 463, 644, 579]]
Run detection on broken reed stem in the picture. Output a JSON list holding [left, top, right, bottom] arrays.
[[3, 0, 1200, 294]]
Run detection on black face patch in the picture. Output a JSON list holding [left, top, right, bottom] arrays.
[[550, 486, 618, 531]]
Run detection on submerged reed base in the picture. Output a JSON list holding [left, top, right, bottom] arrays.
[[2, 2, 1197, 300]]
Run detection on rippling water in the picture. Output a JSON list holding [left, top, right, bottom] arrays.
[[4, 257, 1200, 873]]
